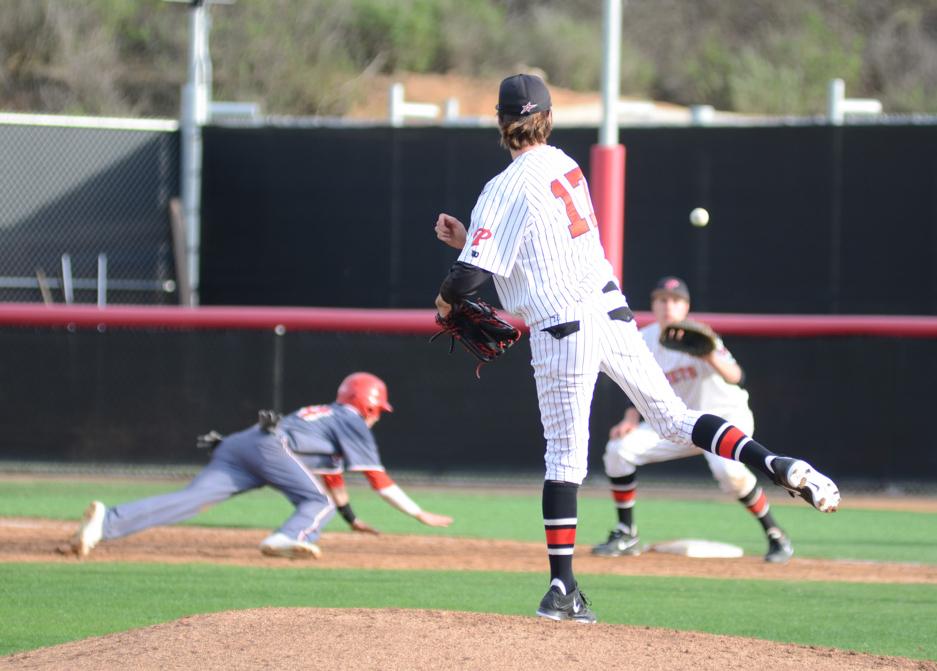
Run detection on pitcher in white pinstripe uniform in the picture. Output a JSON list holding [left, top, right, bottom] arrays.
[[434, 73, 839, 623]]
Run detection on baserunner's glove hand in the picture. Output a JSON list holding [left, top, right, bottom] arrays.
[[196, 430, 224, 451], [258, 409, 282, 433]]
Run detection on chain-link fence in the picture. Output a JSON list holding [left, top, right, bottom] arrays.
[[0, 115, 180, 305]]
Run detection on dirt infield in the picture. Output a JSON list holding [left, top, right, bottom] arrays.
[[2, 517, 937, 669], [3, 518, 937, 584]]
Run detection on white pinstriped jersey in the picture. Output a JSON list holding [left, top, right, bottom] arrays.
[[641, 323, 750, 416], [451, 142, 705, 485], [457, 145, 616, 326]]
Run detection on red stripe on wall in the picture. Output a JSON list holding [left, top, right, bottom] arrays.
[[3, 304, 937, 338]]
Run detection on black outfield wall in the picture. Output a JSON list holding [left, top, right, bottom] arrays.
[[4, 326, 935, 483], [200, 124, 937, 315]]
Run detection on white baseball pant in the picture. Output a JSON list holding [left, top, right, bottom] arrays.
[[531, 289, 703, 484], [602, 409, 758, 497]]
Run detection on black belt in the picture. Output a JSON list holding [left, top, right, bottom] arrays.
[[541, 283, 633, 340]]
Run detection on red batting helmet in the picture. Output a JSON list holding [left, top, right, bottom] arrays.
[[336, 372, 393, 422]]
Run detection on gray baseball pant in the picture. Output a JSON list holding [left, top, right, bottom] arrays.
[[101, 426, 335, 542]]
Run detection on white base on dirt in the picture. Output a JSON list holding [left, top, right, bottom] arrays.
[[648, 539, 744, 559]]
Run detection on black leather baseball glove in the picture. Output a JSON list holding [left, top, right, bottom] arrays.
[[431, 298, 521, 377], [659, 319, 719, 357]]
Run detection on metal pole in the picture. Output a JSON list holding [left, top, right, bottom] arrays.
[[389, 83, 405, 127], [592, 0, 626, 283], [272, 325, 286, 412], [36, 268, 54, 305], [829, 127, 844, 312], [443, 97, 460, 124], [61, 254, 74, 304], [828, 78, 845, 126], [599, 0, 622, 147], [180, 0, 212, 306], [97, 253, 107, 307], [690, 105, 715, 126]]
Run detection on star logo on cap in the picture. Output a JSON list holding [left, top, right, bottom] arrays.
[[520, 101, 538, 114]]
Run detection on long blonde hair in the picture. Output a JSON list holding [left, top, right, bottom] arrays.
[[497, 110, 553, 150]]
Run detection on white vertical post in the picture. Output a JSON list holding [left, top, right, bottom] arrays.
[[828, 78, 845, 126], [97, 253, 107, 307], [443, 97, 460, 123], [599, 0, 622, 146], [389, 83, 405, 127], [61, 253, 74, 304], [690, 104, 715, 126], [592, 0, 626, 284], [180, 0, 212, 306]]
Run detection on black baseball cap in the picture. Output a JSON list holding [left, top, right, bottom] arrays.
[[496, 74, 552, 116], [651, 276, 691, 302]]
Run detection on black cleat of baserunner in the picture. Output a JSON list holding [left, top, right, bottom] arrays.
[[536, 584, 597, 624]]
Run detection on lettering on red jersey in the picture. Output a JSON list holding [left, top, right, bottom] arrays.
[[297, 405, 333, 422]]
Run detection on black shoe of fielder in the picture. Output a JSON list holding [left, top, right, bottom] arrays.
[[764, 527, 794, 564], [591, 528, 641, 557], [770, 457, 840, 513], [536, 584, 597, 624]]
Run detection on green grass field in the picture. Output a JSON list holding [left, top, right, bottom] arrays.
[[1, 478, 936, 660]]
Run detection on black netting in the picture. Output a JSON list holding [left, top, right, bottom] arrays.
[[1, 324, 936, 486]]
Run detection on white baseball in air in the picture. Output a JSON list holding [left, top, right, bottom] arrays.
[[689, 207, 710, 227]]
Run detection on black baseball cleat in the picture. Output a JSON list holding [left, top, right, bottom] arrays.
[[770, 457, 840, 513], [764, 527, 794, 564], [536, 584, 597, 624], [591, 528, 642, 557]]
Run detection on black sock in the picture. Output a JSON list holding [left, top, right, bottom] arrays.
[[542, 480, 578, 594], [609, 474, 635, 532], [738, 485, 779, 533], [691, 414, 776, 478]]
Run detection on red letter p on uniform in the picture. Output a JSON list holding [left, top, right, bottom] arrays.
[[472, 228, 493, 246]]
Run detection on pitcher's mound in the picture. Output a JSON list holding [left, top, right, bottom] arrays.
[[3, 608, 932, 671]]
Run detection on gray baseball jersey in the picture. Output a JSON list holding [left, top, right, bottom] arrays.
[[280, 403, 385, 474]]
